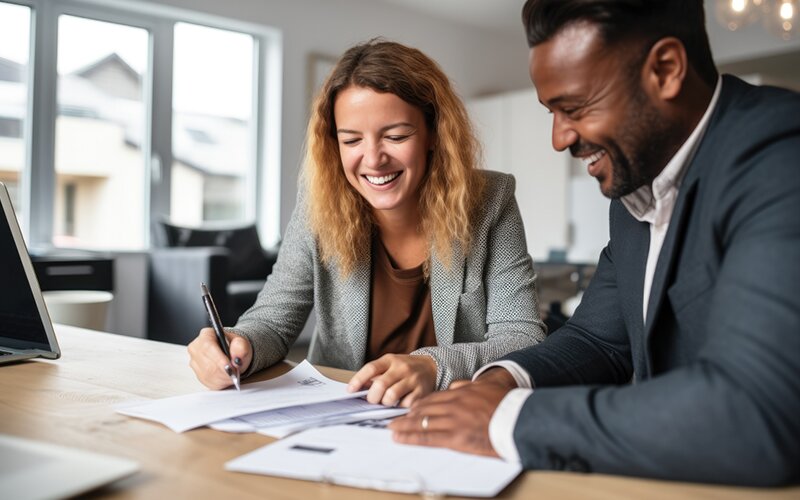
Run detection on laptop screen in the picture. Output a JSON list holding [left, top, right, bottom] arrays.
[[0, 194, 50, 352]]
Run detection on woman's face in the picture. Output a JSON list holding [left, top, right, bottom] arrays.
[[334, 86, 433, 221]]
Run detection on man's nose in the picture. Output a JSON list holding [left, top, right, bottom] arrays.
[[551, 114, 578, 152]]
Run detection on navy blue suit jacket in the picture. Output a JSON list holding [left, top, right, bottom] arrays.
[[504, 75, 800, 485]]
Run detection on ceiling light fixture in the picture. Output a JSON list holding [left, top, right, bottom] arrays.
[[715, 0, 798, 40]]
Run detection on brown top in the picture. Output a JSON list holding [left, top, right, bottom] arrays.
[[366, 239, 437, 362]]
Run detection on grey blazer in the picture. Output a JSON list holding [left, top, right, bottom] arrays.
[[232, 170, 545, 389]]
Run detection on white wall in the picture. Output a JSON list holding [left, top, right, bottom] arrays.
[[468, 89, 571, 262]]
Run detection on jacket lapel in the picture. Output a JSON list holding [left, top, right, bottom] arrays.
[[429, 244, 465, 346], [644, 178, 699, 339]]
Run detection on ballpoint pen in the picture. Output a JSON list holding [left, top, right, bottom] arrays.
[[200, 283, 241, 391]]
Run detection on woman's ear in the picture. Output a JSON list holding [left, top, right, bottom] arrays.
[[642, 37, 687, 102], [425, 137, 436, 163]]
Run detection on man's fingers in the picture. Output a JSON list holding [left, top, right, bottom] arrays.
[[389, 404, 454, 431], [391, 426, 498, 457], [408, 387, 465, 410], [448, 379, 471, 390], [391, 430, 454, 448]]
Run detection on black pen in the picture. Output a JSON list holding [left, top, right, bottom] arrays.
[[200, 283, 241, 391]]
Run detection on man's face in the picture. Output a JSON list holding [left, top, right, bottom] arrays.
[[530, 22, 676, 198]]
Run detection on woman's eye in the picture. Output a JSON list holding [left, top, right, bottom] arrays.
[[341, 138, 361, 145], [386, 135, 409, 142]]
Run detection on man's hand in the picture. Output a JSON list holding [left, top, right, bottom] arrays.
[[387, 368, 518, 457], [347, 354, 437, 407]]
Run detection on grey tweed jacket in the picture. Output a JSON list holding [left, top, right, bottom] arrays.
[[231, 170, 545, 389]]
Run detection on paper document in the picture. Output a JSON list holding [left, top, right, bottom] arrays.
[[253, 408, 408, 439], [210, 397, 408, 437], [225, 424, 521, 497], [115, 361, 367, 432]]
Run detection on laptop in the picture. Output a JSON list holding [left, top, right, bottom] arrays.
[[0, 434, 139, 500], [0, 182, 60, 364]]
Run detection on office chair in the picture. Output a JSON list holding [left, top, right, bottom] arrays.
[[148, 219, 278, 344]]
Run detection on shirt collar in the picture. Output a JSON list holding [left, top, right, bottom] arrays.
[[622, 76, 723, 221]]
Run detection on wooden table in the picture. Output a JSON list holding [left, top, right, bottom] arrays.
[[1, 325, 797, 499]]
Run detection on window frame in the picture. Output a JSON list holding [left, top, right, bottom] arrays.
[[3, 0, 282, 249]]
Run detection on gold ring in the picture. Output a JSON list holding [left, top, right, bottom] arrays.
[[421, 415, 429, 431]]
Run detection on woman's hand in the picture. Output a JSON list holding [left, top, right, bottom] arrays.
[[188, 327, 253, 390], [347, 354, 437, 407]]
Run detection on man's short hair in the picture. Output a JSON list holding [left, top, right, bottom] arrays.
[[522, 0, 718, 86]]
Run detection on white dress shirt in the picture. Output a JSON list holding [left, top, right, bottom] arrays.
[[479, 78, 723, 463]]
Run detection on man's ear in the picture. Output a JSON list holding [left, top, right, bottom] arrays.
[[642, 37, 687, 101]]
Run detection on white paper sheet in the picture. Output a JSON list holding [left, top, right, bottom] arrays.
[[255, 408, 409, 438], [209, 397, 408, 437], [115, 361, 367, 432], [225, 424, 522, 497]]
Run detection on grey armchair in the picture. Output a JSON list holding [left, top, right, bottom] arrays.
[[147, 220, 278, 345]]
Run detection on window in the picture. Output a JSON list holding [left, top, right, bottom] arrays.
[[171, 23, 255, 225], [0, 0, 280, 250], [0, 1, 31, 218], [54, 15, 148, 249]]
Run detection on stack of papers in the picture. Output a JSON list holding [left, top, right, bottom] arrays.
[[116, 361, 402, 433], [210, 397, 407, 438]]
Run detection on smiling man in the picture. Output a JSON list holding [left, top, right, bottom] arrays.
[[389, 0, 800, 486]]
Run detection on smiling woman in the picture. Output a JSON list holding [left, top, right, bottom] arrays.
[[187, 39, 546, 409]]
